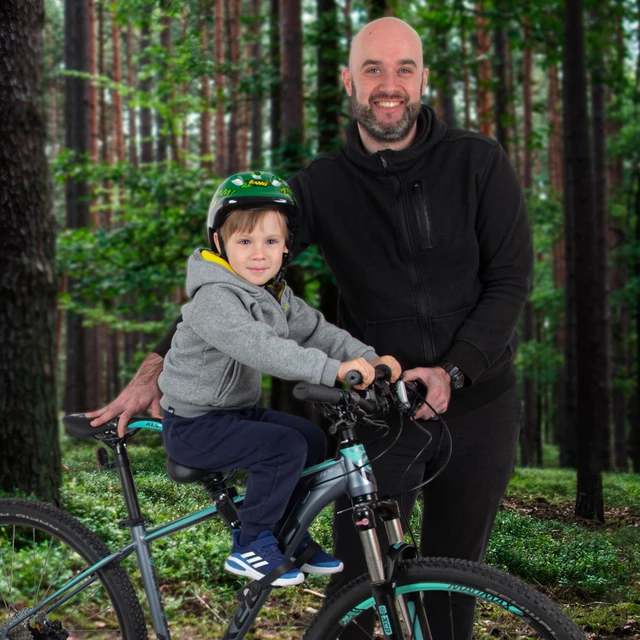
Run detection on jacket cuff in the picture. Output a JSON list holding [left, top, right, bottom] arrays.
[[443, 341, 488, 385], [362, 348, 378, 362], [320, 358, 342, 387]]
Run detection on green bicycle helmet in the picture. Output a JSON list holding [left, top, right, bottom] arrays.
[[207, 171, 299, 255]]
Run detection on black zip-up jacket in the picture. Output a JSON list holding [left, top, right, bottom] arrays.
[[289, 106, 532, 416], [155, 106, 532, 418]]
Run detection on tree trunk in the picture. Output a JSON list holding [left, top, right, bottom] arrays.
[[226, 0, 240, 174], [250, 0, 263, 166], [280, 0, 304, 174], [139, 20, 153, 165], [461, 14, 471, 131], [214, 0, 226, 176], [126, 24, 138, 166], [63, 0, 100, 414], [317, 0, 341, 152], [493, 20, 508, 151], [564, 0, 604, 520], [475, 2, 493, 137], [0, 0, 60, 503], [520, 21, 537, 467], [270, 0, 281, 164], [201, 11, 213, 172], [590, 9, 612, 472]]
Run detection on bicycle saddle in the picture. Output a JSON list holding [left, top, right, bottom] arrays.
[[166, 457, 224, 485], [62, 413, 161, 438]]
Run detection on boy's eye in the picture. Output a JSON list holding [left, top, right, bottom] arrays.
[[238, 239, 250, 245], [267, 238, 280, 245]]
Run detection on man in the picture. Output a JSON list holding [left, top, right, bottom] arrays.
[[88, 17, 532, 638]]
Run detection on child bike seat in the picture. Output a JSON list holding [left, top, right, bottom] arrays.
[[166, 457, 224, 485]]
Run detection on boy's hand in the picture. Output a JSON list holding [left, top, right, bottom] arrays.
[[337, 357, 376, 389], [369, 355, 402, 382]]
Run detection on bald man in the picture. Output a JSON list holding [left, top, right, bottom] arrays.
[[89, 17, 532, 639]]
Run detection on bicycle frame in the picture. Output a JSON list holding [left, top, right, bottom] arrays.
[[1, 424, 407, 640]]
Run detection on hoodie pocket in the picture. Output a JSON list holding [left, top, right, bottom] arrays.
[[364, 316, 426, 370], [214, 358, 241, 405], [428, 305, 475, 360]]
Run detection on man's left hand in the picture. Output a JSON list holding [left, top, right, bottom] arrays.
[[402, 366, 451, 420]]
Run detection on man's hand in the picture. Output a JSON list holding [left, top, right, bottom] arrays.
[[85, 353, 164, 437], [369, 355, 402, 382], [402, 366, 451, 420]]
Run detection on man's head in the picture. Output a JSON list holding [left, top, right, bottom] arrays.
[[343, 18, 428, 152]]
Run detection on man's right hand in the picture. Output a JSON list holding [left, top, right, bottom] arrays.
[[85, 353, 164, 437]]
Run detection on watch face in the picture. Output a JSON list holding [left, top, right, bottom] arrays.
[[452, 375, 464, 390]]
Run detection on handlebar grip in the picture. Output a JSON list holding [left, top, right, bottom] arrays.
[[293, 382, 345, 404], [346, 364, 392, 387]]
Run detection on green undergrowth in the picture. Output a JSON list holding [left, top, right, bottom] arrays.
[[21, 433, 640, 637]]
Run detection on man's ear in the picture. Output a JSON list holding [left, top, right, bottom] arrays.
[[213, 231, 222, 253], [342, 68, 353, 97], [422, 68, 429, 94]]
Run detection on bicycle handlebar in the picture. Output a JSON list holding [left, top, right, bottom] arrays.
[[345, 364, 392, 386], [292, 383, 378, 414]]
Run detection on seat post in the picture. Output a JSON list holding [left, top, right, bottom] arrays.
[[112, 440, 145, 526]]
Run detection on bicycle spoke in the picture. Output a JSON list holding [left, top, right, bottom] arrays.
[[35, 534, 55, 606], [67, 603, 115, 629], [9, 525, 16, 611], [60, 584, 105, 625], [39, 544, 72, 603]]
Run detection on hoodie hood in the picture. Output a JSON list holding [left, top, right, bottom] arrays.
[[186, 249, 259, 299], [186, 249, 286, 302], [344, 105, 448, 175]]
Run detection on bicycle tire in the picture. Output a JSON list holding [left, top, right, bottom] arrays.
[[304, 557, 585, 640], [0, 498, 148, 639]]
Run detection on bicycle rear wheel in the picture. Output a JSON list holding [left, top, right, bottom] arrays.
[[304, 557, 585, 640], [0, 499, 147, 639]]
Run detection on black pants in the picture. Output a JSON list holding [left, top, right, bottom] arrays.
[[163, 407, 326, 539], [327, 387, 521, 639]]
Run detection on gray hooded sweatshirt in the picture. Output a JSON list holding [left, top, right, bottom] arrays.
[[159, 249, 378, 418]]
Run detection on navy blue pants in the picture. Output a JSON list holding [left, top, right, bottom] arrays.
[[163, 407, 326, 539]]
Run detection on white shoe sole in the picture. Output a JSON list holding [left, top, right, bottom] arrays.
[[225, 557, 305, 587], [300, 561, 344, 575]]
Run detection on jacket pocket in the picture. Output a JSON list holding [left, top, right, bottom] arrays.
[[428, 305, 476, 361], [364, 316, 426, 370]]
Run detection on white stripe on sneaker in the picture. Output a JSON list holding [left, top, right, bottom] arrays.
[[247, 556, 263, 564], [253, 560, 268, 568], [241, 552, 256, 558]]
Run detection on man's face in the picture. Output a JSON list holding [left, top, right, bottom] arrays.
[[343, 20, 428, 144]]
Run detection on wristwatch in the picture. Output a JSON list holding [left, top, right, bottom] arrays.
[[437, 361, 465, 390]]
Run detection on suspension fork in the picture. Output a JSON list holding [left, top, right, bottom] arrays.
[[371, 501, 433, 640]]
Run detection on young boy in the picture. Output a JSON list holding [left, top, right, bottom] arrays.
[[159, 171, 400, 587]]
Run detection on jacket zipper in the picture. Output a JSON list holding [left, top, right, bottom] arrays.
[[412, 182, 433, 249]]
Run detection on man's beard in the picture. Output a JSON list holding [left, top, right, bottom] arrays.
[[350, 85, 422, 143]]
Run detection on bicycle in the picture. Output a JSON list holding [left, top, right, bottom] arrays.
[[0, 368, 585, 640]]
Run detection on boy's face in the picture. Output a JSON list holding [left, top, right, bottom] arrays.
[[215, 210, 287, 286]]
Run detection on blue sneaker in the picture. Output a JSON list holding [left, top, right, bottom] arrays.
[[293, 532, 344, 575], [225, 530, 305, 587]]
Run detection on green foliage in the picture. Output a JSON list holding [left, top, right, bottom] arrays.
[[486, 510, 633, 598], [55, 157, 219, 334]]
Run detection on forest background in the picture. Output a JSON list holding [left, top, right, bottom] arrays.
[[2, 0, 640, 635]]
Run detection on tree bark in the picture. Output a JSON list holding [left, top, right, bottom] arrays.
[[139, 20, 153, 165], [250, 0, 263, 166], [214, 0, 226, 176], [226, 0, 240, 174], [63, 0, 100, 414], [280, 0, 304, 173], [475, 2, 493, 137], [201, 10, 213, 172], [564, 0, 604, 520], [317, 0, 341, 152], [0, 0, 60, 503], [270, 0, 281, 164]]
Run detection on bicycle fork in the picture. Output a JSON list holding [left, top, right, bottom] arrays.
[[358, 500, 432, 640]]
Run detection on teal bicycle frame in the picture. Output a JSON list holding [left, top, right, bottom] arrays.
[[1, 418, 404, 640]]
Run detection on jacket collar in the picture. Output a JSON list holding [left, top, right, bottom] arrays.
[[344, 105, 448, 175]]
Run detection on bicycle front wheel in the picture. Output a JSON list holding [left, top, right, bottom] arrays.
[[304, 557, 585, 640], [0, 498, 147, 639]]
